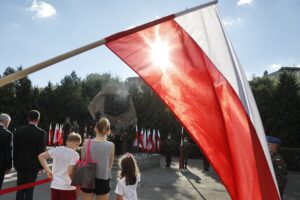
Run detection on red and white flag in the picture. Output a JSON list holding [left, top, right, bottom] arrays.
[[143, 129, 147, 152], [151, 129, 156, 153], [48, 123, 53, 146], [53, 123, 59, 145], [157, 130, 161, 152], [139, 128, 144, 150], [146, 129, 152, 152], [105, 1, 279, 199], [58, 124, 64, 145], [133, 125, 139, 147]]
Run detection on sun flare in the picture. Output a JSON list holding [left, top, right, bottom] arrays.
[[150, 40, 170, 71]]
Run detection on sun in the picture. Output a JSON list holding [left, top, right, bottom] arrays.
[[150, 39, 170, 72]]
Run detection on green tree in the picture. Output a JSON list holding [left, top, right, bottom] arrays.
[[54, 71, 90, 127], [0, 67, 17, 129], [38, 82, 55, 128], [272, 72, 300, 147], [128, 81, 181, 142], [82, 73, 120, 101], [250, 76, 276, 133], [14, 67, 34, 126]]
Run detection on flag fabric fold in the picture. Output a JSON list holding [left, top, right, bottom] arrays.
[[105, 2, 279, 200]]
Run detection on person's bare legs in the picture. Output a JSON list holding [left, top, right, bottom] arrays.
[[81, 190, 94, 200], [95, 193, 109, 200]]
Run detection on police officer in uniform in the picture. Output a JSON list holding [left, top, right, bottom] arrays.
[[267, 136, 287, 198]]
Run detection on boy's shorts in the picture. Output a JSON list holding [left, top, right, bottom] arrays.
[[51, 188, 76, 200]]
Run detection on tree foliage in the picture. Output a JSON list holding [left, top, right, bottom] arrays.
[[128, 82, 182, 141], [250, 73, 300, 147], [0, 66, 300, 147]]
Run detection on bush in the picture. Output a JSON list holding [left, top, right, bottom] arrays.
[[280, 147, 300, 171]]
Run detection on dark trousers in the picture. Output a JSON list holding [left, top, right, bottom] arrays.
[[114, 135, 121, 155], [16, 169, 38, 200], [183, 156, 188, 169], [165, 152, 172, 167], [0, 169, 5, 189], [203, 157, 210, 171], [279, 185, 286, 199]]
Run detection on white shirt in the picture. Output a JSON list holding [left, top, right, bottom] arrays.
[[115, 175, 140, 200], [48, 146, 79, 190]]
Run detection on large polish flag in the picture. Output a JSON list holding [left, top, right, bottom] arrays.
[[105, 1, 279, 199]]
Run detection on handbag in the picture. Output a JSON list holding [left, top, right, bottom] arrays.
[[71, 139, 97, 188]]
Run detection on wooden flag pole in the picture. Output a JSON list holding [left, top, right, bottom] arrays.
[[0, 39, 106, 87], [0, 0, 218, 87]]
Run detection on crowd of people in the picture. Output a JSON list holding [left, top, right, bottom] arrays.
[[0, 110, 288, 199], [0, 111, 140, 200]]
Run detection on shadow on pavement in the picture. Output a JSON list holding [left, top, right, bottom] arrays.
[[181, 170, 206, 200], [181, 169, 201, 183]]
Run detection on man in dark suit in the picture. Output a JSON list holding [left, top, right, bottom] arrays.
[[0, 113, 12, 189], [14, 110, 46, 200]]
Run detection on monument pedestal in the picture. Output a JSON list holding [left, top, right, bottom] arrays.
[[135, 154, 160, 171]]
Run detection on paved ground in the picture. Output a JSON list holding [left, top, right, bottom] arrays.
[[1, 156, 299, 200]]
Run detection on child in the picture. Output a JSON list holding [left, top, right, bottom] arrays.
[[38, 132, 81, 200], [115, 153, 140, 200]]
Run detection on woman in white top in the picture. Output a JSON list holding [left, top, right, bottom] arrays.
[[115, 153, 140, 200]]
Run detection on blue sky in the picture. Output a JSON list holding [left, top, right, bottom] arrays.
[[0, 0, 299, 87]]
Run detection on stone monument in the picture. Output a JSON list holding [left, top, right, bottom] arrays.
[[87, 82, 137, 127]]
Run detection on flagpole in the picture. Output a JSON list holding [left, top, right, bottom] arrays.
[[0, 39, 106, 87], [0, 0, 218, 87], [105, 0, 218, 42]]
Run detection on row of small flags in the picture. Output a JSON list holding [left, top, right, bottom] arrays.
[[48, 123, 64, 146], [49, 123, 161, 152], [133, 126, 161, 153]]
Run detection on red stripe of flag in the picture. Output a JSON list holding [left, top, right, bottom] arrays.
[[106, 18, 278, 200]]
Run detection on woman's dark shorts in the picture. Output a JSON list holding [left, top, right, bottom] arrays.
[[81, 178, 110, 195]]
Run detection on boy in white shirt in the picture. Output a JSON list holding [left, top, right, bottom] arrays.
[[39, 132, 81, 200]]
